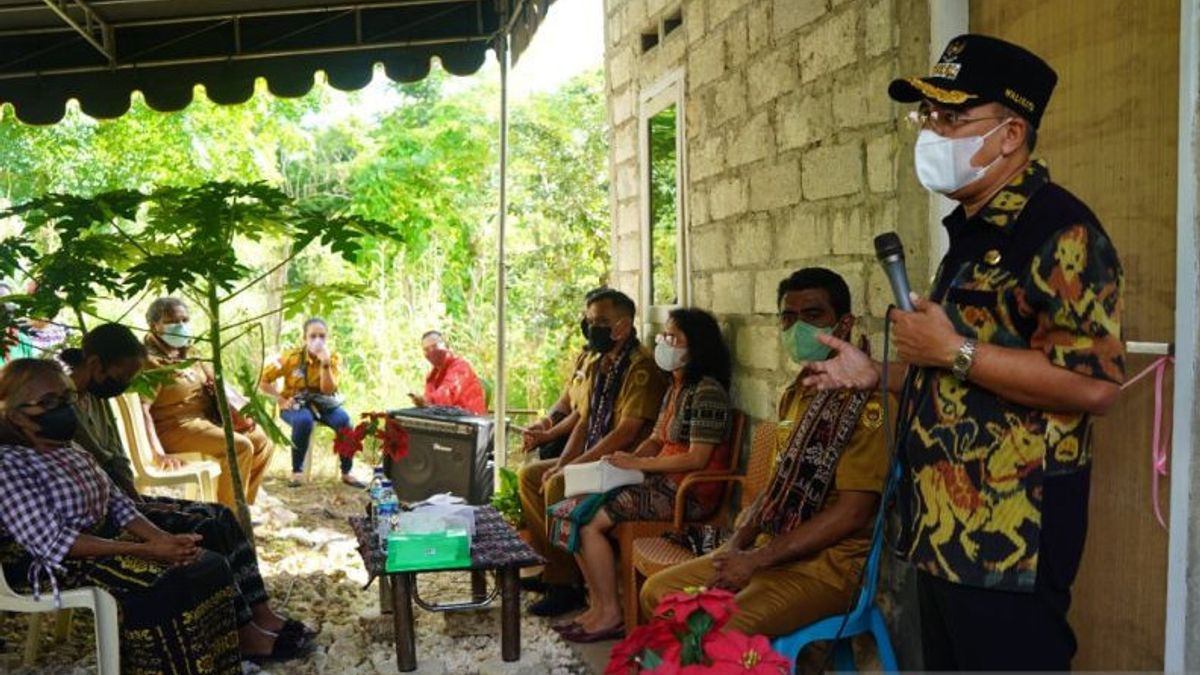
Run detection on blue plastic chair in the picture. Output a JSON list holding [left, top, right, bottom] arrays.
[[771, 463, 900, 673]]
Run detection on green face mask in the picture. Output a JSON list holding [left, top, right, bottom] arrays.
[[782, 320, 834, 363]]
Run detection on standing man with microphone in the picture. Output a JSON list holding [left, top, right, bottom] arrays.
[[804, 35, 1124, 669]]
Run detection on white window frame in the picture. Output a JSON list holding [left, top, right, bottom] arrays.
[[638, 67, 690, 337]]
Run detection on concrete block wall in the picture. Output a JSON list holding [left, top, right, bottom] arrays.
[[604, 0, 932, 422]]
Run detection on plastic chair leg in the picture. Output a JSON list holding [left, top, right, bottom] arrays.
[[832, 638, 856, 672], [22, 612, 43, 666], [869, 608, 898, 672], [53, 609, 72, 642], [93, 591, 121, 675]]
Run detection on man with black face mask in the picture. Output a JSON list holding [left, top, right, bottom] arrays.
[[61, 323, 317, 654], [517, 288, 668, 617]]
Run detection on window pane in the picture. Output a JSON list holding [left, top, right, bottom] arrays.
[[648, 104, 678, 306]]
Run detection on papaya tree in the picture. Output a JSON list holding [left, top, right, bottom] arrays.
[[0, 182, 396, 538]]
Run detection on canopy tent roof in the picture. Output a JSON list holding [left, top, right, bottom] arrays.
[[0, 0, 552, 124]]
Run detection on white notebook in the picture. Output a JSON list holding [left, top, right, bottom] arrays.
[[563, 459, 645, 497]]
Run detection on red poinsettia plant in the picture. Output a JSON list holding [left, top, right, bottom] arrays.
[[334, 412, 409, 465], [606, 587, 789, 675]]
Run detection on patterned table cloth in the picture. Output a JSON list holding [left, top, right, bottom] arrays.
[[350, 505, 544, 578]]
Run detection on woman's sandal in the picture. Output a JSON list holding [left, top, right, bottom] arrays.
[[280, 618, 319, 641], [247, 631, 316, 664], [562, 622, 625, 644]]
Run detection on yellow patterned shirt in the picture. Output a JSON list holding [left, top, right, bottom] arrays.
[[902, 160, 1124, 592], [261, 346, 341, 400]]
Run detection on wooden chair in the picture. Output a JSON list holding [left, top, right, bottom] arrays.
[[0, 565, 120, 674], [109, 393, 221, 501], [615, 410, 747, 629], [625, 420, 778, 627]]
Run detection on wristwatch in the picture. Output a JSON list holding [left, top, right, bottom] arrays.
[[951, 338, 977, 381]]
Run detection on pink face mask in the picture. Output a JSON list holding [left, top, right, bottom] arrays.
[[307, 337, 326, 354]]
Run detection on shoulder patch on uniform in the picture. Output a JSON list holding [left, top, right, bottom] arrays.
[[861, 400, 883, 430], [631, 369, 650, 387]]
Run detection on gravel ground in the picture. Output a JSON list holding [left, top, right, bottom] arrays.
[[0, 475, 589, 674]]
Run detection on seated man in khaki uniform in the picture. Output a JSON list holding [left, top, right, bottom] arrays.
[[519, 288, 668, 616], [641, 268, 889, 636]]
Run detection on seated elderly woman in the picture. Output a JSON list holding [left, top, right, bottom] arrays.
[[0, 358, 300, 672], [546, 307, 733, 643], [63, 323, 315, 650], [141, 296, 274, 510]]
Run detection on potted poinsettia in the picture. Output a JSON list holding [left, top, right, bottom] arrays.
[[334, 412, 410, 467], [606, 587, 790, 675]]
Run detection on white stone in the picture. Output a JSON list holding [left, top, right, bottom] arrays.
[[774, 207, 830, 261], [726, 110, 773, 167], [608, 44, 635, 90], [732, 375, 777, 421], [747, 1, 771, 55], [747, 43, 798, 108], [711, 270, 755, 314], [865, 0, 895, 57], [777, 88, 833, 151], [754, 267, 793, 314], [711, 72, 748, 127], [736, 324, 782, 369], [617, 233, 641, 271], [685, 1, 707, 44], [801, 141, 863, 200], [688, 32, 726, 89], [691, 225, 729, 271], [798, 7, 858, 83], [748, 160, 803, 212], [773, 0, 827, 39], [708, 0, 743, 29], [691, 133, 726, 181], [613, 119, 639, 164], [730, 214, 775, 266], [866, 134, 897, 193], [614, 158, 640, 202], [829, 206, 868, 255], [726, 14, 750, 68], [709, 175, 749, 221]]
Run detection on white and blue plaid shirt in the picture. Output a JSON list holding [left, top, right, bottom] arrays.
[[0, 442, 138, 604]]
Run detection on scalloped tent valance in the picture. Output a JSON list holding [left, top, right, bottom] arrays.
[[0, 0, 554, 125]]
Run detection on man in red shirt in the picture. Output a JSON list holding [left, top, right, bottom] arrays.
[[409, 330, 487, 414]]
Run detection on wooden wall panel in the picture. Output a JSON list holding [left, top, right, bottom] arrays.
[[969, 0, 1179, 669]]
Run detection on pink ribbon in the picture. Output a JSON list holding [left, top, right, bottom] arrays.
[[1121, 355, 1174, 528]]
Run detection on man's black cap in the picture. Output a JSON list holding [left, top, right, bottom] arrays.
[[888, 34, 1058, 129]]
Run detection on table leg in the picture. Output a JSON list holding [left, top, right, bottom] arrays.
[[379, 575, 394, 615], [500, 567, 520, 662], [392, 573, 417, 672], [471, 570, 487, 603]]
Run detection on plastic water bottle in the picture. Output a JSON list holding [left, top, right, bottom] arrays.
[[376, 480, 400, 548], [367, 466, 387, 519]]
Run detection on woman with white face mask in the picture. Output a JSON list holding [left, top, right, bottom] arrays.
[[545, 308, 734, 642], [142, 297, 276, 509], [259, 318, 362, 488]]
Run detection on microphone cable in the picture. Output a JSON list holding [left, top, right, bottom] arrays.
[[817, 306, 904, 672]]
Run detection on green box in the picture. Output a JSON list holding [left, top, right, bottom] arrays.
[[385, 529, 471, 572]]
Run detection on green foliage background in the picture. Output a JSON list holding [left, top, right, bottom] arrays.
[[0, 66, 609, 419]]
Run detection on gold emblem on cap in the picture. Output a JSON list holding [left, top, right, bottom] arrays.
[[944, 39, 966, 58], [984, 250, 1002, 266]]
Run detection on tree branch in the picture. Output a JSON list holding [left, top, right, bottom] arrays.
[[221, 244, 300, 304]]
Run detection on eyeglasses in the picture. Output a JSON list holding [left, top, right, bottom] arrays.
[[19, 390, 78, 412], [905, 107, 1008, 133], [655, 333, 682, 347]]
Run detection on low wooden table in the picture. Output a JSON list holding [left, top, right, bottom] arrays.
[[350, 506, 544, 672]]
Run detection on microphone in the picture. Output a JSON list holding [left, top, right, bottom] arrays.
[[874, 232, 915, 312]]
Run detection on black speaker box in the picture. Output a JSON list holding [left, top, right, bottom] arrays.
[[382, 407, 494, 505]]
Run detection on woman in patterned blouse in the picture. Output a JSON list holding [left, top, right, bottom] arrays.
[[547, 308, 733, 643], [0, 358, 296, 671]]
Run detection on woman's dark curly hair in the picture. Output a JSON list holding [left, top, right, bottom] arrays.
[[668, 307, 731, 390]]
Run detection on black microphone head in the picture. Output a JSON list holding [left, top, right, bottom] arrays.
[[874, 232, 905, 260]]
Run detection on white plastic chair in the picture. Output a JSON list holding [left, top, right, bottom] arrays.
[[109, 393, 221, 501], [0, 567, 120, 674]]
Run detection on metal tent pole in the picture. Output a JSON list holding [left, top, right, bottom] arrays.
[[493, 19, 509, 488]]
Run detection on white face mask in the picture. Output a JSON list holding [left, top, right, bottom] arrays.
[[307, 336, 326, 353], [913, 119, 1011, 194], [654, 341, 688, 372], [160, 322, 192, 349]]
